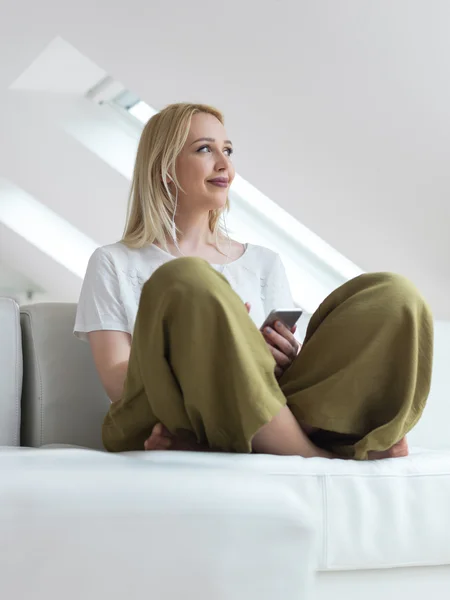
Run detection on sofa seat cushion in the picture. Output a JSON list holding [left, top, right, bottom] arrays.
[[125, 446, 450, 571], [9, 445, 450, 572], [0, 447, 316, 600]]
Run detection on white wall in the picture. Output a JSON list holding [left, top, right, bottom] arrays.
[[409, 321, 450, 449]]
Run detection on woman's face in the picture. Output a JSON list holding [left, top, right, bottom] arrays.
[[174, 112, 235, 212]]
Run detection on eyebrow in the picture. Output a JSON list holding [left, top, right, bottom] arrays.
[[190, 137, 233, 146]]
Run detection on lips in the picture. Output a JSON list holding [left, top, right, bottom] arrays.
[[207, 177, 229, 188]]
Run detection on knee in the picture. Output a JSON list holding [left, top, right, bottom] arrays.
[[359, 272, 430, 314], [151, 256, 210, 282], [378, 272, 423, 303], [141, 257, 218, 301]]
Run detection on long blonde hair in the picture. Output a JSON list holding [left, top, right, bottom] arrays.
[[122, 102, 230, 249]]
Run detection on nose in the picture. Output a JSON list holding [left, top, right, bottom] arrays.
[[214, 151, 228, 172]]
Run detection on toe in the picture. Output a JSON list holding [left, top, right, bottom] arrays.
[[160, 425, 173, 439], [391, 438, 409, 458], [153, 423, 163, 436], [144, 423, 174, 451], [155, 436, 173, 450]]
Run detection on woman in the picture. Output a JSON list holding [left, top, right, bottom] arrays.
[[74, 102, 433, 459]]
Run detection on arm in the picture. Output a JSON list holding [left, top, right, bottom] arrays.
[[87, 330, 132, 403], [74, 247, 132, 402]]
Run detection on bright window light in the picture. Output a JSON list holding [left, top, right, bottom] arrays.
[[0, 179, 97, 279], [128, 101, 157, 124], [231, 175, 362, 282], [108, 89, 156, 124]]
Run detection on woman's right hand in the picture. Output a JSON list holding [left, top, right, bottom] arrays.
[[262, 321, 300, 379], [245, 302, 299, 379]]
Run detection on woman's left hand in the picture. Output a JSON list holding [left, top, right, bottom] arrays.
[[262, 321, 301, 379]]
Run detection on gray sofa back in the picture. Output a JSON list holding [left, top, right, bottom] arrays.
[[20, 303, 109, 449]]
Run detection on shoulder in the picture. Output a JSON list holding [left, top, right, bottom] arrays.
[[86, 242, 170, 299], [87, 241, 152, 274], [242, 243, 284, 272], [90, 241, 135, 265]]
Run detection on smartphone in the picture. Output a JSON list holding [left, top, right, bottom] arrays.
[[261, 308, 303, 331]]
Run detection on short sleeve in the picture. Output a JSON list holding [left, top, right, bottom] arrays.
[[74, 248, 129, 342]]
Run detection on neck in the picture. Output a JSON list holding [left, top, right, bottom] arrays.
[[171, 211, 216, 252]]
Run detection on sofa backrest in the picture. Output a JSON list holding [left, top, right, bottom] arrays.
[[0, 297, 21, 446], [20, 303, 110, 449]]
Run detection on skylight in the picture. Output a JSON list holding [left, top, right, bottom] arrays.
[[128, 101, 157, 124], [0, 179, 97, 279], [112, 90, 156, 124]]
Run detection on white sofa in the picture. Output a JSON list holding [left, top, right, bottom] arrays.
[[1, 298, 450, 599]]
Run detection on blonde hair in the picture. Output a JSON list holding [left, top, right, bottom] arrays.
[[122, 102, 230, 249]]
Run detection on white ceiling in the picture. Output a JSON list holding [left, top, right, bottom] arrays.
[[0, 0, 449, 317]]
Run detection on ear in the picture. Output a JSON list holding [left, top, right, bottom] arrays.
[[161, 169, 173, 185]]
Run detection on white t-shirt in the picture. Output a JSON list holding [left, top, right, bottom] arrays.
[[74, 241, 302, 342]]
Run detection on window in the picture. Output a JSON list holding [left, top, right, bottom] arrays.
[[113, 90, 156, 124]]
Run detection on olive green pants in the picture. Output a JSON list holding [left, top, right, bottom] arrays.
[[102, 258, 434, 459]]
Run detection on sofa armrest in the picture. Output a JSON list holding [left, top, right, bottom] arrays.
[[0, 297, 21, 446], [0, 448, 317, 600]]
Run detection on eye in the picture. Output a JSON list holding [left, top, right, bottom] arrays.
[[224, 147, 233, 157], [197, 145, 211, 153]]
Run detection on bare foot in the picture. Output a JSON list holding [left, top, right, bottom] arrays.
[[143, 424, 173, 450], [144, 424, 207, 452], [144, 424, 409, 460], [367, 437, 409, 460]]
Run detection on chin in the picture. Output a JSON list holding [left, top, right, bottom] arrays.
[[205, 193, 228, 211]]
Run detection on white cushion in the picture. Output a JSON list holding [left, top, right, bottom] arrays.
[[0, 447, 317, 600], [123, 446, 450, 571]]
